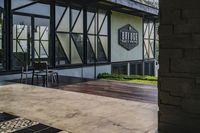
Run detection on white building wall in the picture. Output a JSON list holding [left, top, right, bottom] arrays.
[[58, 65, 111, 79], [111, 11, 143, 62]]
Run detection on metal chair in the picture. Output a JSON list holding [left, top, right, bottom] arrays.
[[32, 62, 48, 87], [20, 65, 32, 84], [32, 62, 59, 87]]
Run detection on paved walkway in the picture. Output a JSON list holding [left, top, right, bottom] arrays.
[[0, 83, 158, 133]]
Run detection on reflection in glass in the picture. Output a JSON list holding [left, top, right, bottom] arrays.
[[99, 16, 108, 35], [99, 36, 108, 57], [56, 6, 70, 32], [144, 20, 155, 59], [0, 0, 4, 8], [34, 18, 49, 61], [56, 33, 70, 65], [72, 10, 83, 33], [97, 38, 107, 62], [12, 15, 50, 70], [55, 6, 84, 66], [12, 15, 31, 69], [12, 0, 34, 9], [71, 38, 82, 64], [87, 37, 96, 63], [71, 9, 80, 28], [87, 10, 109, 63], [12, 0, 50, 17]]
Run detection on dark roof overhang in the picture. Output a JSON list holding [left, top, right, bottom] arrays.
[[55, 0, 159, 19]]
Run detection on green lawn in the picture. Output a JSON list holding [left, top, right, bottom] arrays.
[[128, 79, 157, 85], [98, 73, 158, 85]]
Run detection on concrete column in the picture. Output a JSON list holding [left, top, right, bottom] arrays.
[[127, 62, 130, 76], [159, 0, 200, 132]]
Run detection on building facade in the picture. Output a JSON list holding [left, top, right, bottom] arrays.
[[0, 0, 158, 79]]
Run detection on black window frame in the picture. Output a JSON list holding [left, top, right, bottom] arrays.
[[0, 0, 111, 74]]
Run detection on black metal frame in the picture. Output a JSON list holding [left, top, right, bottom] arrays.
[[86, 9, 109, 64], [0, 0, 112, 74], [11, 3, 51, 70], [0, 0, 157, 75], [55, 5, 84, 66]]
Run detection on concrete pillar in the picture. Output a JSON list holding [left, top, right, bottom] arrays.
[[127, 62, 130, 76], [159, 0, 200, 132]]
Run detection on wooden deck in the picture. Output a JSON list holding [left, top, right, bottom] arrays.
[[9, 76, 158, 104]]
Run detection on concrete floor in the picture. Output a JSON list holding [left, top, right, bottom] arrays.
[[0, 83, 158, 133], [10, 76, 158, 104]]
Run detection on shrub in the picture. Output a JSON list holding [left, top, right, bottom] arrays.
[[97, 73, 157, 81]]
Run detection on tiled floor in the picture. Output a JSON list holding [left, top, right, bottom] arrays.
[[0, 112, 64, 133]]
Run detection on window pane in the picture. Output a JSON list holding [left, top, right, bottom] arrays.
[[12, 0, 50, 17], [57, 33, 70, 58], [71, 38, 82, 64], [0, 0, 4, 8], [56, 6, 70, 32], [97, 38, 107, 62], [71, 9, 80, 28], [87, 12, 94, 30], [34, 18, 49, 62], [12, 15, 31, 70], [130, 64, 136, 75], [87, 12, 97, 34], [112, 63, 128, 75], [145, 62, 150, 75], [72, 9, 83, 33], [99, 36, 108, 58], [87, 35, 96, 64], [55, 5, 72, 66], [56, 33, 70, 65], [86, 9, 109, 64], [98, 10, 106, 30], [137, 64, 143, 75], [12, 0, 33, 9], [99, 16, 108, 35], [71, 34, 84, 62]]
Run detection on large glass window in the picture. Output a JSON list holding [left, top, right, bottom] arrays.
[[130, 62, 143, 75], [11, 0, 50, 70], [144, 19, 155, 59], [144, 61, 155, 76], [55, 6, 84, 66], [0, 0, 4, 71], [56, 7, 109, 66], [87, 9, 109, 64], [112, 63, 128, 75]]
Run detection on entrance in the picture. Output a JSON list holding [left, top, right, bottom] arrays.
[[12, 14, 50, 70]]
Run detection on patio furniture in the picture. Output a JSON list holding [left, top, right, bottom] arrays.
[[20, 65, 32, 84], [48, 69, 59, 85], [32, 62, 48, 87], [32, 62, 59, 87]]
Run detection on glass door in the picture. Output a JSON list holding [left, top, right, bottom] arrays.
[[12, 15, 50, 70], [12, 15, 31, 70]]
